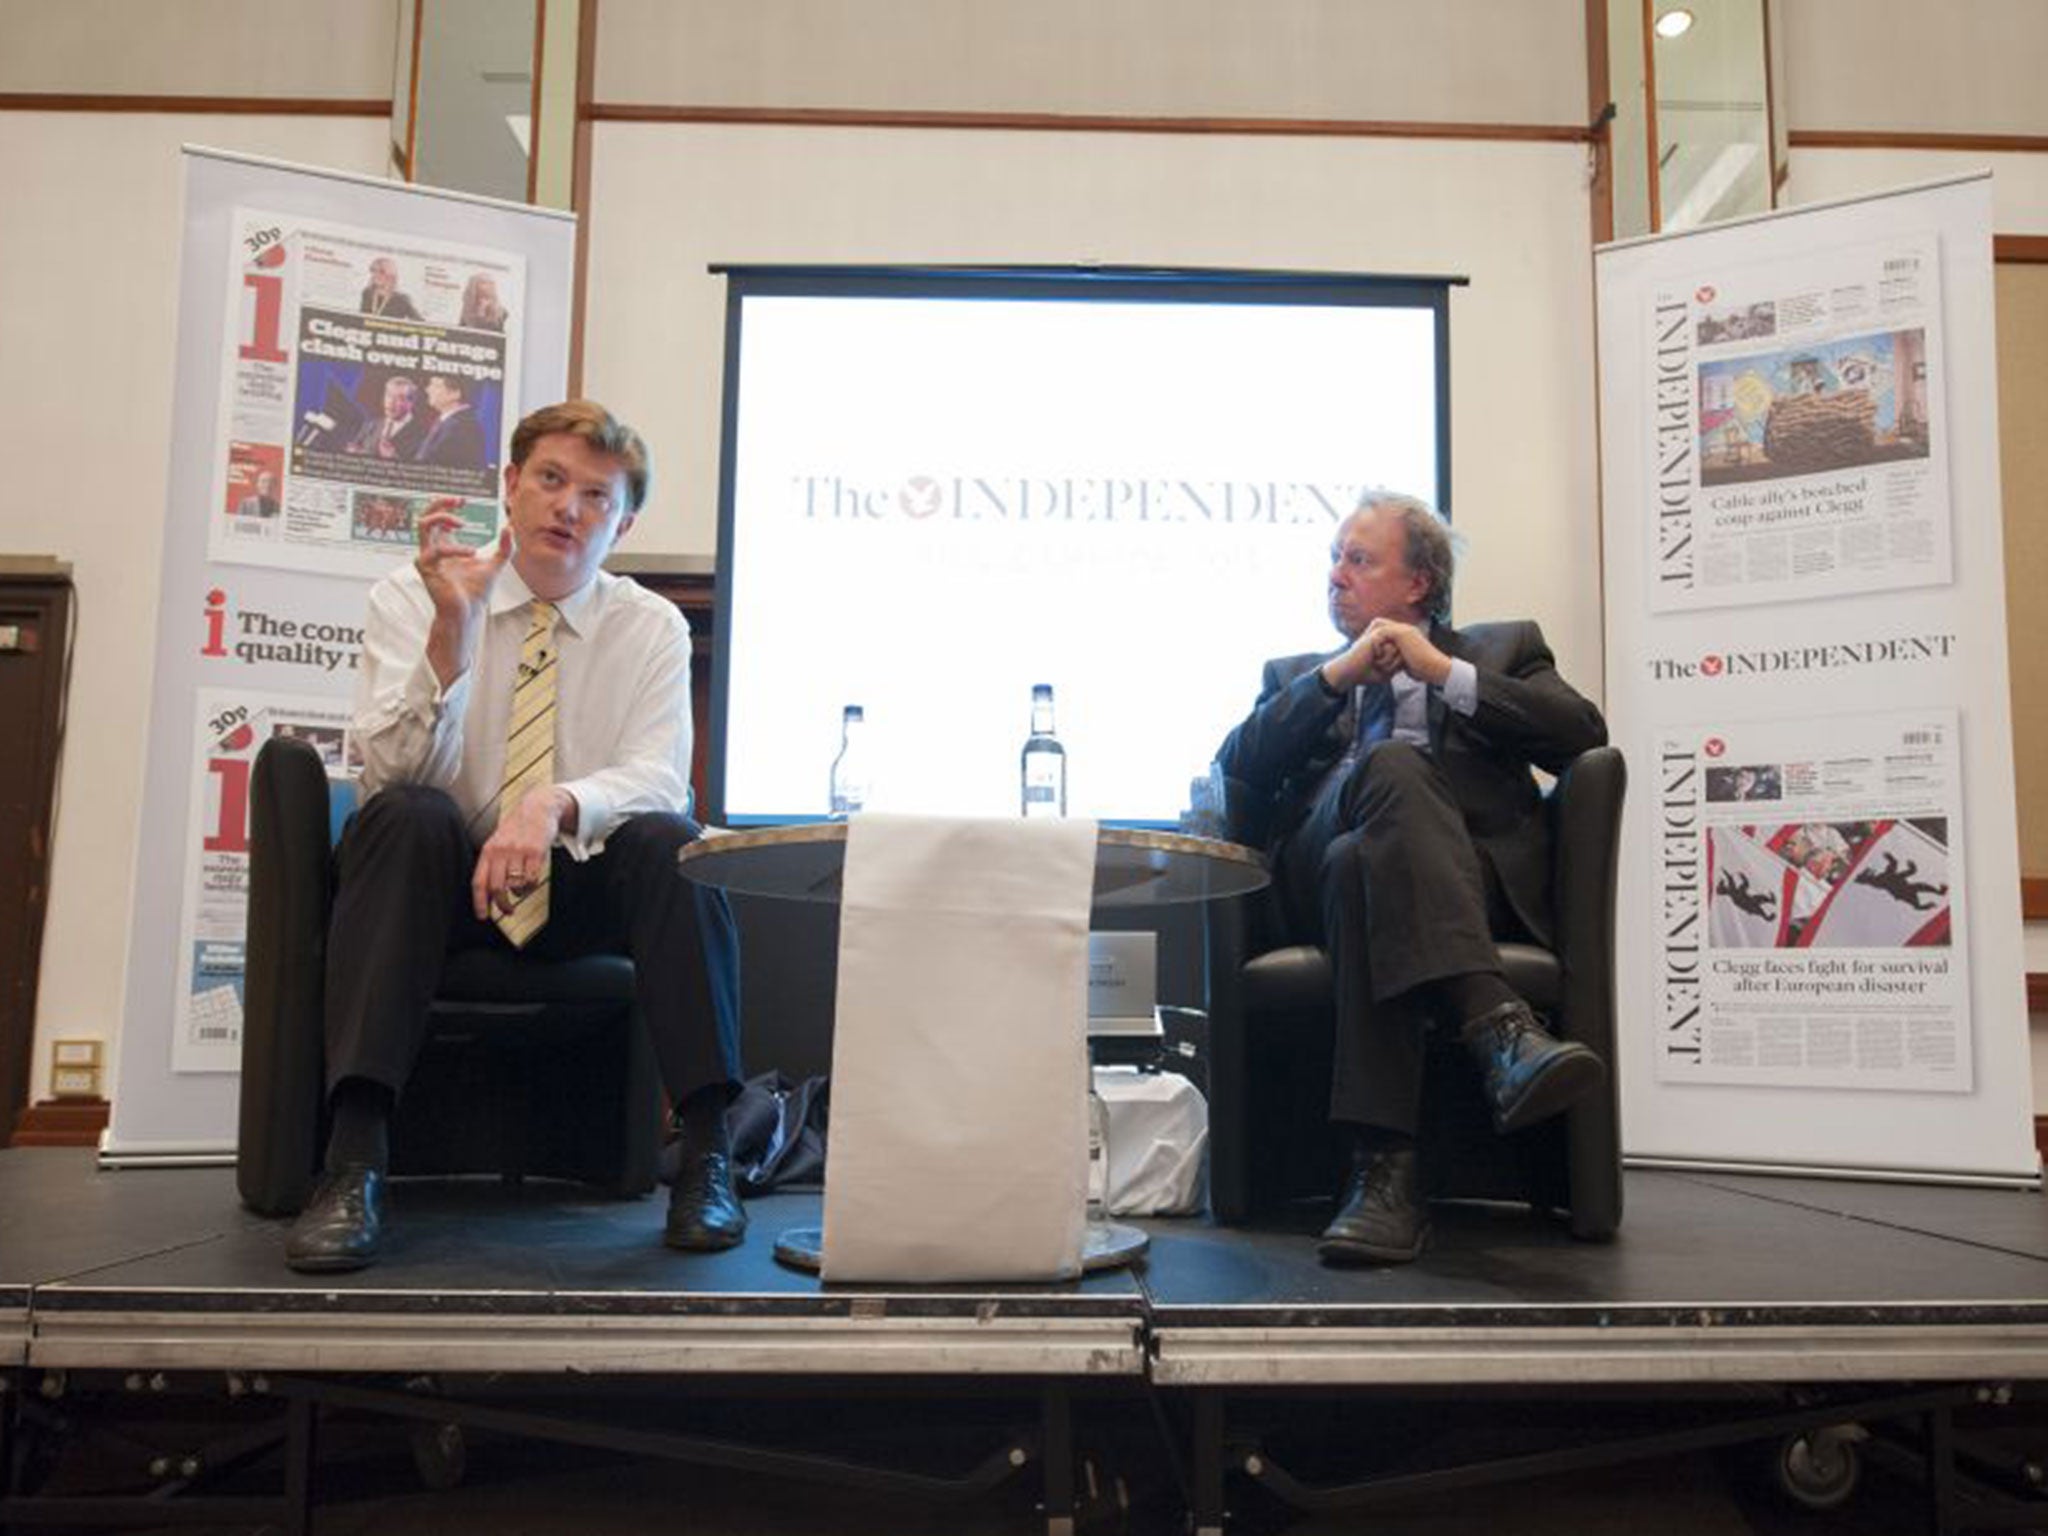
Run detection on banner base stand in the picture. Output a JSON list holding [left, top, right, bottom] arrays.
[[96, 1137, 236, 1171], [1625, 1153, 2040, 1191]]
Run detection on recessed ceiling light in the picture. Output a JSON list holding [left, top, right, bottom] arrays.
[[1655, 8, 1695, 38]]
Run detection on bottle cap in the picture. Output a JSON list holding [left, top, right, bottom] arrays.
[[844, 704, 864, 721], [1032, 683, 1053, 698]]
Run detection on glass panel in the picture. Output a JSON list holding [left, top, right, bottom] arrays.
[[389, 0, 417, 178], [1607, 0, 1653, 239], [412, 0, 538, 202], [1652, 0, 1771, 232]]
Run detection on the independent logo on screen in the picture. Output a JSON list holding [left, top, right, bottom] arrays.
[[787, 471, 1363, 525]]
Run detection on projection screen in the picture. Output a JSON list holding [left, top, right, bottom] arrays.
[[709, 265, 1456, 827]]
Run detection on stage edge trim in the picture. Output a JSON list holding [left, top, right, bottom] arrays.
[[1148, 1324, 2048, 1386], [25, 1310, 1145, 1377]]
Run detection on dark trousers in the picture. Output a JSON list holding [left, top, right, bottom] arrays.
[[1277, 741, 1520, 1136], [323, 784, 743, 1108]]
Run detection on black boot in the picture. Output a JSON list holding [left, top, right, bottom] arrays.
[[664, 1089, 747, 1252], [284, 1166, 386, 1272], [1318, 1144, 1428, 1265], [664, 1145, 748, 1251], [1460, 999, 1605, 1134]]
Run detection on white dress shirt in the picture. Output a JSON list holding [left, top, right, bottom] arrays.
[[352, 561, 693, 859]]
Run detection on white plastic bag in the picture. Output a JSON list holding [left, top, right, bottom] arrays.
[[1096, 1065, 1208, 1216]]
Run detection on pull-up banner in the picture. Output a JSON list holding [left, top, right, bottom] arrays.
[[105, 148, 573, 1163], [1596, 173, 2036, 1183]]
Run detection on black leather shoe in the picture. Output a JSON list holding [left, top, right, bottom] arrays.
[[1318, 1145, 1428, 1265], [284, 1165, 385, 1273], [664, 1147, 748, 1251], [1461, 999, 1606, 1134]]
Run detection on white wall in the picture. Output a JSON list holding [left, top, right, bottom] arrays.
[[1777, 7, 2048, 230], [1786, 150, 2048, 235], [595, 0, 1588, 125], [582, 0, 1608, 705], [0, 0, 396, 98], [0, 112, 389, 1098], [581, 124, 1604, 700], [413, 0, 535, 203], [1777, 0, 2048, 137]]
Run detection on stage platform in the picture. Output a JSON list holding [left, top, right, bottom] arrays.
[[5, 1146, 2048, 1532], [9, 1149, 2047, 1382]]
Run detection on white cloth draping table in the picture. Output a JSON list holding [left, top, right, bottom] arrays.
[[822, 813, 1099, 1282]]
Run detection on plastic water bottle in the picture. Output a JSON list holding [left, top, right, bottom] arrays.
[[1086, 1075, 1111, 1222], [1020, 684, 1066, 818], [828, 704, 869, 816]]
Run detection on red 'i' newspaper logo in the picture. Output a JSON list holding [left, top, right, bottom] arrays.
[[201, 589, 229, 657]]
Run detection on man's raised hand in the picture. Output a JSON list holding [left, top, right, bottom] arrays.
[[417, 500, 511, 687], [416, 501, 510, 613]]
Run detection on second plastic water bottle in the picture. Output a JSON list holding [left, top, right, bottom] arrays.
[[1019, 684, 1066, 818]]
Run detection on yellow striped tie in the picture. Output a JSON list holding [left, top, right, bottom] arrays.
[[495, 600, 559, 948]]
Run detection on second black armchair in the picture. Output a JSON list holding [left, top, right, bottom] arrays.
[[1204, 745, 1627, 1240]]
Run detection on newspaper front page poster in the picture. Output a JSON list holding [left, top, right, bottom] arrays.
[[209, 209, 525, 582], [1647, 233, 1951, 613], [170, 689, 356, 1074], [1655, 708, 1968, 1094]]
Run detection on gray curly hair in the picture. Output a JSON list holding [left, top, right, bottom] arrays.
[[1355, 489, 1457, 624]]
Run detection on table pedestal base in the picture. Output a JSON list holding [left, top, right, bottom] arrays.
[[772, 1221, 1149, 1275]]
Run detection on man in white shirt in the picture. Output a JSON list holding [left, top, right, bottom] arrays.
[[286, 399, 745, 1271]]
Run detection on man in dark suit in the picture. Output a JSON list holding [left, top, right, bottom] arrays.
[[416, 375, 487, 469], [1216, 491, 1608, 1265], [348, 377, 429, 460]]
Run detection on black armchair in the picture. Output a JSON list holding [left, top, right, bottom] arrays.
[[1205, 746, 1626, 1240], [235, 735, 663, 1216]]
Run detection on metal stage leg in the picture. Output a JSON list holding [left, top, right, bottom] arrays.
[[1191, 1393, 1225, 1536], [1926, 1402, 1965, 1536], [1, 1371, 14, 1500], [1854, 1384, 2048, 1535], [1042, 1386, 1073, 1536], [283, 1392, 316, 1536]]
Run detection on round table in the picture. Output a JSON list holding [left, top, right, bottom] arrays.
[[678, 821, 1269, 907], [678, 821, 1269, 1275]]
